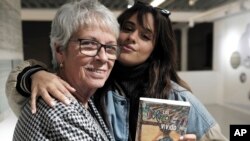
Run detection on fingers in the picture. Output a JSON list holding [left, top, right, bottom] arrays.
[[179, 134, 196, 141], [60, 79, 76, 94], [30, 87, 38, 114], [47, 76, 73, 105], [29, 70, 74, 114], [40, 89, 56, 107], [48, 86, 71, 105], [31, 88, 56, 114]]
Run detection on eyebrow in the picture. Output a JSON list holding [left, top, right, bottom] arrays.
[[144, 27, 153, 34], [78, 37, 117, 44], [125, 20, 153, 34], [124, 21, 134, 26]]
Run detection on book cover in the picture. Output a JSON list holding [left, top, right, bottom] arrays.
[[135, 97, 191, 141]]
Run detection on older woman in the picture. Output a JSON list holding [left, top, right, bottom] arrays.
[[11, 0, 119, 140]]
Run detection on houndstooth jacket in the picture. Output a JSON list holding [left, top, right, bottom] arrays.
[[13, 96, 114, 141]]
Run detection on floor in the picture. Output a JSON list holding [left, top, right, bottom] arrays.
[[0, 110, 17, 141], [0, 104, 250, 140], [206, 104, 250, 139]]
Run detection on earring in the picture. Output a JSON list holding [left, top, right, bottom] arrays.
[[59, 62, 63, 68]]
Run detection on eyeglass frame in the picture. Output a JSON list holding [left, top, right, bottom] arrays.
[[70, 38, 120, 60]]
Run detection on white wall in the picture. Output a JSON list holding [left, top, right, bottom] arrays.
[[178, 71, 221, 104], [214, 11, 250, 114], [177, 10, 250, 115], [0, 60, 18, 141], [0, 0, 23, 60]]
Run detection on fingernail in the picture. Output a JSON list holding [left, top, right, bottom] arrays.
[[65, 93, 71, 97], [31, 109, 36, 114], [51, 100, 56, 107], [179, 136, 184, 140], [64, 98, 71, 105]]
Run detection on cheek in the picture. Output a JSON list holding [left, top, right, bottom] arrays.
[[138, 43, 154, 58], [118, 32, 128, 41], [66, 56, 90, 71], [108, 61, 115, 71]]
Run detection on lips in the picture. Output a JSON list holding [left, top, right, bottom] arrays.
[[121, 45, 136, 52]]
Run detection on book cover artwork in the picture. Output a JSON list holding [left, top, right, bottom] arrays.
[[136, 97, 191, 141]]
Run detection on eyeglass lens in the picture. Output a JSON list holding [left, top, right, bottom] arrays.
[[79, 39, 119, 60]]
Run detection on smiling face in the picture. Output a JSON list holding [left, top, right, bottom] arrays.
[[118, 13, 155, 66], [56, 27, 117, 94]]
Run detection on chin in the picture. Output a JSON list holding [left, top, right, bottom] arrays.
[[119, 55, 136, 64], [89, 81, 105, 88]]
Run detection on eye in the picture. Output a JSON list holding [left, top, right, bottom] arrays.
[[105, 45, 118, 54], [121, 23, 134, 33], [80, 40, 98, 50], [141, 33, 150, 40], [140, 31, 153, 41], [81, 40, 95, 46]]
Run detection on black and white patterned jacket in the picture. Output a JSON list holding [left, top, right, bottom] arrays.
[[13, 96, 114, 141]]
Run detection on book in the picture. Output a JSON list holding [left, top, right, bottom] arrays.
[[135, 97, 191, 141]]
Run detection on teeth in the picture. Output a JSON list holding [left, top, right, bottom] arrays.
[[86, 68, 102, 73]]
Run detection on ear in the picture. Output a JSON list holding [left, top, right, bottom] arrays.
[[54, 43, 64, 63]]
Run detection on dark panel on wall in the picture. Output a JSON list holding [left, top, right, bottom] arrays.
[[22, 21, 52, 68], [187, 23, 213, 70], [174, 29, 181, 70]]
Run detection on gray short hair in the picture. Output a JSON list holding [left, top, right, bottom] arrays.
[[50, 0, 120, 69]]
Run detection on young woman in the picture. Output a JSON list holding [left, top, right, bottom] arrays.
[[6, 1, 227, 141]]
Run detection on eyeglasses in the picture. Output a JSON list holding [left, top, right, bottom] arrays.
[[74, 39, 120, 60]]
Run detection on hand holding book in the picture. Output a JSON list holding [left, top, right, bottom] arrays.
[[135, 97, 195, 141]]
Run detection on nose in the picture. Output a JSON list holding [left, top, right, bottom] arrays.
[[95, 47, 108, 63], [127, 31, 137, 43]]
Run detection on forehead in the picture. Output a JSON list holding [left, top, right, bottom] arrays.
[[129, 13, 155, 33], [86, 23, 116, 36], [74, 26, 117, 41], [75, 14, 118, 39]]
